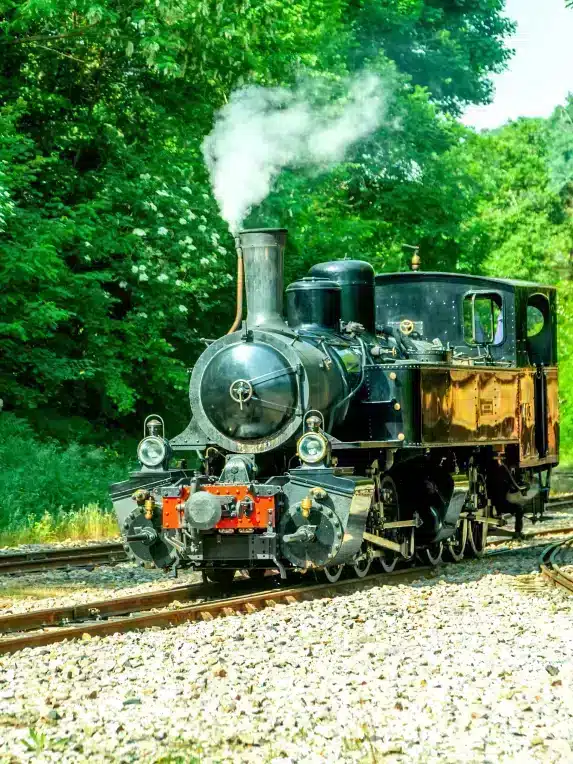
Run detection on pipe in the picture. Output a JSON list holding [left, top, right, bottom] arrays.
[[227, 240, 244, 334]]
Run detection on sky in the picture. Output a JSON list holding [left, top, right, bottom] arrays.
[[463, 0, 573, 130]]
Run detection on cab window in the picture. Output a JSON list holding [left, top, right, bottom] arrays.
[[527, 304, 545, 338], [526, 294, 552, 365], [463, 292, 503, 346]]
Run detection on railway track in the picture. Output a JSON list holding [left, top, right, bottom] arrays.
[[3, 524, 573, 656], [0, 565, 435, 656], [540, 536, 573, 595], [0, 543, 127, 575]]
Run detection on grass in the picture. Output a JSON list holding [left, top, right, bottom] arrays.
[[0, 503, 119, 547], [0, 413, 130, 545]]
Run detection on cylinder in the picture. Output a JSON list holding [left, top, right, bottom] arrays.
[[308, 260, 375, 332], [238, 228, 287, 328], [286, 277, 341, 332]]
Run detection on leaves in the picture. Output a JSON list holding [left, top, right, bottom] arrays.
[[0, 0, 514, 430]]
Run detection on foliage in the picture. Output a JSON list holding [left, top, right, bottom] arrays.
[[456, 118, 573, 282], [0, 413, 129, 531], [346, 0, 514, 114], [0, 0, 512, 428], [0, 504, 118, 546], [448, 115, 573, 460]]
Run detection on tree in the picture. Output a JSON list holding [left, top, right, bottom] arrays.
[[0, 0, 347, 425], [454, 118, 573, 282], [0, 0, 515, 433]]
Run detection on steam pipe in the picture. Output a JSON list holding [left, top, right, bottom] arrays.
[[227, 239, 244, 334]]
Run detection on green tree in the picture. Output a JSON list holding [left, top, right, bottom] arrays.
[[456, 118, 573, 282], [0, 0, 514, 432], [0, 0, 347, 424]]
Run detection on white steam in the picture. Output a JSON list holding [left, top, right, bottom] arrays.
[[203, 72, 390, 233]]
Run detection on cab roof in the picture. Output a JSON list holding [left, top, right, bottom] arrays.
[[375, 271, 557, 292]]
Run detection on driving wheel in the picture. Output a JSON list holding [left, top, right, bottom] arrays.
[[316, 564, 344, 583]]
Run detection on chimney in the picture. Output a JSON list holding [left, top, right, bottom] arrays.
[[237, 228, 287, 329]]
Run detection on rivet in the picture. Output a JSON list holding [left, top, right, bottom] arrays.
[[389, 372, 397, 381], [398, 433, 405, 441], [394, 402, 401, 411]]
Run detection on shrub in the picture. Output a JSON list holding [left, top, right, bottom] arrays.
[[0, 413, 130, 534]]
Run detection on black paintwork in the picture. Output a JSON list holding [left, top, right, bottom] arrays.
[[309, 260, 375, 332], [286, 277, 341, 332]]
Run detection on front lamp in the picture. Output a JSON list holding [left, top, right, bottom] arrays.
[[137, 436, 169, 469], [297, 432, 328, 465]]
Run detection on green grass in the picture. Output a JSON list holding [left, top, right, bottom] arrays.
[[0, 413, 130, 544], [0, 504, 119, 546]]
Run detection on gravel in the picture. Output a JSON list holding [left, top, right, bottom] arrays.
[[1, 546, 573, 763], [0, 563, 202, 615], [0, 539, 123, 556]]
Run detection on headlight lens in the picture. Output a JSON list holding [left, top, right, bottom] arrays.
[[137, 436, 167, 468], [297, 432, 328, 464]]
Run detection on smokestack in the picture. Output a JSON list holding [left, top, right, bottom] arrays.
[[237, 228, 287, 328]]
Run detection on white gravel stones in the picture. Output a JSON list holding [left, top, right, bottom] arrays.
[[0, 563, 201, 615], [1, 547, 573, 762], [0, 539, 123, 556]]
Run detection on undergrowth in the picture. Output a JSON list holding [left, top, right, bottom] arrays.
[[0, 413, 129, 542], [0, 504, 119, 546]]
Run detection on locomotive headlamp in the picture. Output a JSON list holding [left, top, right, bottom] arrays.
[[137, 436, 168, 468], [297, 432, 328, 465]]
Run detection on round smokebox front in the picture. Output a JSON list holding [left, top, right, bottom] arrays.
[[199, 340, 298, 441]]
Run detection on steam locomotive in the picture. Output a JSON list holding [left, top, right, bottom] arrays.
[[111, 228, 559, 583]]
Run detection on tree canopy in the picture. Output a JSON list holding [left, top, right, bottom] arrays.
[[0, 0, 514, 431], [3, 0, 573, 462]]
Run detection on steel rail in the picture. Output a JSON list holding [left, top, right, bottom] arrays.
[[545, 497, 573, 510], [0, 581, 209, 635], [0, 566, 435, 655], [539, 537, 573, 595], [0, 543, 127, 575], [488, 524, 573, 546], [3, 524, 573, 655]]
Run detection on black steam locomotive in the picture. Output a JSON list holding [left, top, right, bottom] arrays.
[[111, 228, 559, 583]]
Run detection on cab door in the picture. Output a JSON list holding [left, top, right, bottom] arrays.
[[525, 293, 555, 461]]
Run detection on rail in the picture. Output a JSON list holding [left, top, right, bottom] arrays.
[[4, 524, 573, 656], [0, 566, 434, 655], [0, 543, 127, 575], [539, 537, 573, 595]]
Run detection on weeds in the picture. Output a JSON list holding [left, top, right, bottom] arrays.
[[0, 413, 130, 541], [0, 504, 119, 546]]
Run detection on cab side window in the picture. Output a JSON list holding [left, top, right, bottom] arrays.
[[463, 292, 503, 346], [526, 294, 552, 366]]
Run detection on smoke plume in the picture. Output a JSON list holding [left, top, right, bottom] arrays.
[[203, 72, 390, 233]]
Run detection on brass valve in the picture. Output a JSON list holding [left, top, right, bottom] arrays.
[[300, 487, 328, 519], [300, 495, 313, 519], [132, 489, 150, 506], [144, 498, 156, 520]]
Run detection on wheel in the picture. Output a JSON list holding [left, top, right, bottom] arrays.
[[466, 473, 490, 558], [316, 564, 344, 583], [443, 521, 466, 562], [377, 554, 398, 574], [202, 569, 236, 585], [351, 554, 372, 579], [417, 542, 443, 566], [372, 474, 404, 574]]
